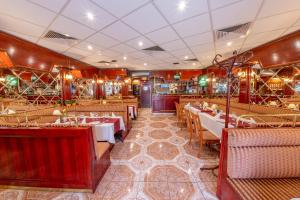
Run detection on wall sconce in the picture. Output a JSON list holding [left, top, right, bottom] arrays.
[[92, 80, 95, 84], [97, 79, 104, 84], [212, 78, 216, 82], [65, 74, 73, 80], [0, 77, 5, 82], [237, 71, 246, 78], [206, 78, 210, 82]]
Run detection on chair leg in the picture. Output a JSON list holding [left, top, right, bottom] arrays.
[[188, 128, 193, 144]]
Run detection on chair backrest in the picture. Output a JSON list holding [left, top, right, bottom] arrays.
[[190, 111, 204, 139], [185, 108, 192, 131], [227, 128, 300, 179]]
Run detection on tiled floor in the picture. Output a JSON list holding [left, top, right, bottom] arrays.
[[0, 109, 219, 200]]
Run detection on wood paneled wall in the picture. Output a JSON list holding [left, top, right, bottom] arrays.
[[0, 31, 98, 78]]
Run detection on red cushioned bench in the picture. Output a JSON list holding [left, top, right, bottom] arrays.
[[0, 127, 110, 193]]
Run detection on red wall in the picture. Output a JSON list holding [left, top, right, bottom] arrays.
[[0, 31, 98, 78]]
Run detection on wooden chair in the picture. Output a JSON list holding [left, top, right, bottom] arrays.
[[189, 110, 219, 156], [185, 108, 194, 143], [175, 102, 185, 128]]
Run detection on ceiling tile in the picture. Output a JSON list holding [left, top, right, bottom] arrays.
[[73, 41, 101, 53], [38, 38, 71, 52], [3, 29, 38, 43], [63, 51, 84, 60], [209, 0, 241, 10], [102, 49, 121, 58], [128, 51, 148, 59], [154, 0, 208, 24], [258, 0, 300, 19], [160, 39, 187, 51], [0, 14, 45, 37], [62, 0, 116, 30], [65, 47, 93, 58], [101, 21, 140, 42], [125, 36, 155, 49], [110, 44, 136, 54], [86, 32, 120, 48], [146, 26, 179, 44], [28, 0, 68, 12], [212, 0, 262, 30], [50, 16, 95, 40], [244, 29, 285, 45], [282, 26, 300, 35], [191, 43, 215, 53], [91, 0, 149, 18], [122, 3, 168, 34], [0, 0, 56, 27], [173, 14, 211, 37], [251, 10, 300, 34], [171, 48, 193, 57], [183, 32, 213, 47]]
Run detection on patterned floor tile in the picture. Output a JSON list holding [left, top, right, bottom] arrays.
[[2, 108, 218, 200]]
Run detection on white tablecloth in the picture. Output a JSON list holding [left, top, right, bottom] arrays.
[[187, 105, 232, 139], [90, 116, 125, 144], [128, 106, 137, 119], [92, 122, 116, 143], [198, 112, 233, 139]]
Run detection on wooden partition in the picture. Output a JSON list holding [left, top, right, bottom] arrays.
[[0, 127, 110, 192]]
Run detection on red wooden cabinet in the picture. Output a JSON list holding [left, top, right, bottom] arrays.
[[152, 94, 179, 113]]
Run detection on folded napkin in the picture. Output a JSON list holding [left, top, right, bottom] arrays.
[[111, 112, 116, 117], [237, 117, 256, 124], [81, 117, 86, 124], [7, 109, 16, 114]]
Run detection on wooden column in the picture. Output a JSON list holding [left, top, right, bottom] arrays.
[[238, 66, 251, 103]]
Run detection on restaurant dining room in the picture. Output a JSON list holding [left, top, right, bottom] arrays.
[[0, 0, 300, 200]]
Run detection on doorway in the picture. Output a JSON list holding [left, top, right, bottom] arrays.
[[140, 83, 151, 108]]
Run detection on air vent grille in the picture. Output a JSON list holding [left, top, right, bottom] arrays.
[[184, 58, 198, 62], [215, 22, 251, 40], [44, 30, 78, 40], [142, 45, 165, 51], [97, 60, 111, 64], [173, 62, 180, 65]]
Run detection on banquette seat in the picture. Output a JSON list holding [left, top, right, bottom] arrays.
[[0, 126, 110, 192], [217, 128, 300, 200]]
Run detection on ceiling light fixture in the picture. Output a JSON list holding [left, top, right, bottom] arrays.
[[87, 45, 93, 50], [138, 41, 143, 47], [192, 63, 196, 66], [123, 56, 127, 60], [177, 1, 187, 11], [40, 64, 45, 69], [86, 12, 94, 20], [144, 63, 147, 66], [239, 35, 246, 38], [227, 41, 232, 46], [184, 55, 189, 59]]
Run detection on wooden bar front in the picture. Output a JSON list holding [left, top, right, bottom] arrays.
[[152, 94, 179, 113]]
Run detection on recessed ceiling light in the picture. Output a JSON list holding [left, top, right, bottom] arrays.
[[87, 45, 93, 50], [184, 55, 189, 59], [144, 63, 147, 66], [177, 1, 187, 11], [227, 41, 232, 46], [123, 56, 127, 60], [239, 35, 246, 38], [86, 12, 94, 20], [192, 63, 196, 66], [138, 41, 143, 47], [64, 33, 70, 37]]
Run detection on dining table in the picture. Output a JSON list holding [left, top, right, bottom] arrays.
[[83, 116, 125, 144], [188, 105, 254, 139]]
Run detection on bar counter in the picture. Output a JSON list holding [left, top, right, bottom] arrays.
[[152, 94, 179, 113]]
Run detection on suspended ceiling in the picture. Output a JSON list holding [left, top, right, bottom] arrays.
[[0, 0, 300, 70]]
